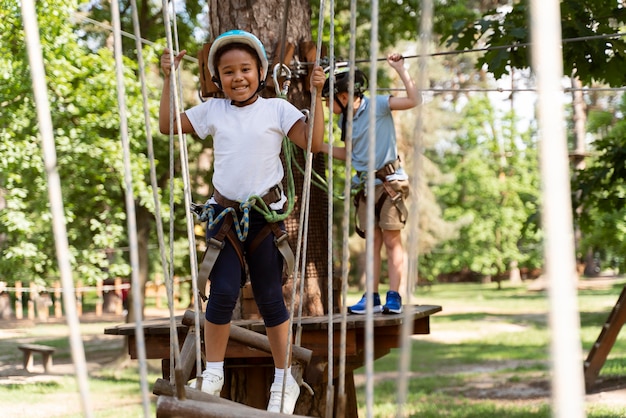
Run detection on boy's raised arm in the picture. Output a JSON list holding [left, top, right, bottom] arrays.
[[388, 53, 420, 111]]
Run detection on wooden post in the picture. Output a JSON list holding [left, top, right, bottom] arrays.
[[15, 281, 23, 319], [173, 276, 180, 306], [156, 281, 163, 309], [28, 282, 36, 320], [96, 280, 103, 316], [54, 281, 62, 318], [76, 280, 83, 317], [114, 277, 123, 315]]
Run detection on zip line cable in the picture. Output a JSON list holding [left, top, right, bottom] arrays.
[[71, 10, 625, 77], [73, 12, 198, 64]]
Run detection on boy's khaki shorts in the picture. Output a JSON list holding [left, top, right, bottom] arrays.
[[356, 179, 410, 231]]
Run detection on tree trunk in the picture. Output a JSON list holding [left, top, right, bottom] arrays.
[[207, 0, 329, 316], [126, 204, 151, 323], [205, 2, 333, 415]]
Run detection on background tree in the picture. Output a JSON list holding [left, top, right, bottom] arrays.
[[0, 0, 192, 321], [423, 94, 542, 283], [441, 0, 626, 86], [575, 93, 626, 273]]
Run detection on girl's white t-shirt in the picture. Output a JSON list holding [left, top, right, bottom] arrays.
[[185, 97, 305, 208]]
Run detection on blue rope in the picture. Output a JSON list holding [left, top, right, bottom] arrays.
[[197, 200, 255, 242]]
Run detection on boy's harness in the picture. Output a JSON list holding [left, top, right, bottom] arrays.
[[193, 185, 295, 301], [354, 158, 408, 238]]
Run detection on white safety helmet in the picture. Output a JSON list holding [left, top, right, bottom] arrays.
[[208, 30, 269, 81]]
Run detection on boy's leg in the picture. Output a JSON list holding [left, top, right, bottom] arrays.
[[383, 228, 404, 293]]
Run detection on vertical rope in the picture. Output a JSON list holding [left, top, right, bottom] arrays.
[[283, 0, 326, 409], [19, 1, 94, 416], [397, 0, 432, 415], [325, 2, 336, 415], [128, 0, 182, 389], [110, 0, 151, 415], [161, 0, 204, 385], [364, 0, 380, 416], [337, 0, 358, 413], [530, 0, 586, 416]]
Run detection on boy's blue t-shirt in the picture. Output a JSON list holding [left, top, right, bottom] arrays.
[[340, 95, 405, 186]]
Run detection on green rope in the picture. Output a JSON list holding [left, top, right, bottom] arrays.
[[285, 140, 347, 200]]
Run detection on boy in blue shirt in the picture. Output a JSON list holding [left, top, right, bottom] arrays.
[[321, 53, 419, 314]]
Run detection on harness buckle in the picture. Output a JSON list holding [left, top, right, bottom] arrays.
[[207, 237, 226, 250], [274, 231, 289, 246]]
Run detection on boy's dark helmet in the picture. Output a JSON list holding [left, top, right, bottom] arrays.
[[322, 68, 368, 98]]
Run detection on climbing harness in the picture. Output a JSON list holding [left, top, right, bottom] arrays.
[[353, 158, 409, 238], [191, 185, 296, 301]]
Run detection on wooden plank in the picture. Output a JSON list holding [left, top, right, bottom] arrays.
[[156, 395, 313, 418], [584, 284, 626, 390]]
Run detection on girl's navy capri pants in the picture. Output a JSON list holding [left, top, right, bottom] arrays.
[[204, 205, 289, 328]]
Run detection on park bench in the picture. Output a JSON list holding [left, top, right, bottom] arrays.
[[18, 343, 55, 373]]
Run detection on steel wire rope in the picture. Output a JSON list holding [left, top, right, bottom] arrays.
[[72, 12, 626, 94], [161, 0, 204, 389], [395, 0, 433, 415], [128, 0, 183, 390], [19, 1, 94, 416], [300, 31, 626, 65], [110, 0, 151, 414], [72, 12, 198, 64]]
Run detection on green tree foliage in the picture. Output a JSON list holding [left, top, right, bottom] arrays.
[[422, 95, 542, 280], [0, 0, 183, 285], [77, 0, 206, 54], [442, 0, 626, 86], [574, 93, 626, 271]]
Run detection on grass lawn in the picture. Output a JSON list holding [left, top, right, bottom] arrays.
[[1, 279, 625, 417], [352, 279, 626, 418]]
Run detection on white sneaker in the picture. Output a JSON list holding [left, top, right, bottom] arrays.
[[188, 369, 224, 396], [267, 380, 300, 414]]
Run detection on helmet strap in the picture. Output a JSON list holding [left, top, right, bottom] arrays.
[[336, 97, 348, 142]]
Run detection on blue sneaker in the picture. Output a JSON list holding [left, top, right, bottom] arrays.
[[383, 291, 403, 314], [348, 293, 383, 314]]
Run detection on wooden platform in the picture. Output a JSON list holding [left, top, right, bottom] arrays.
[[105, 304, 441, 417]]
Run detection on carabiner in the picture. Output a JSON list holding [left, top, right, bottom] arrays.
[[273, 63, 292, 97]]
